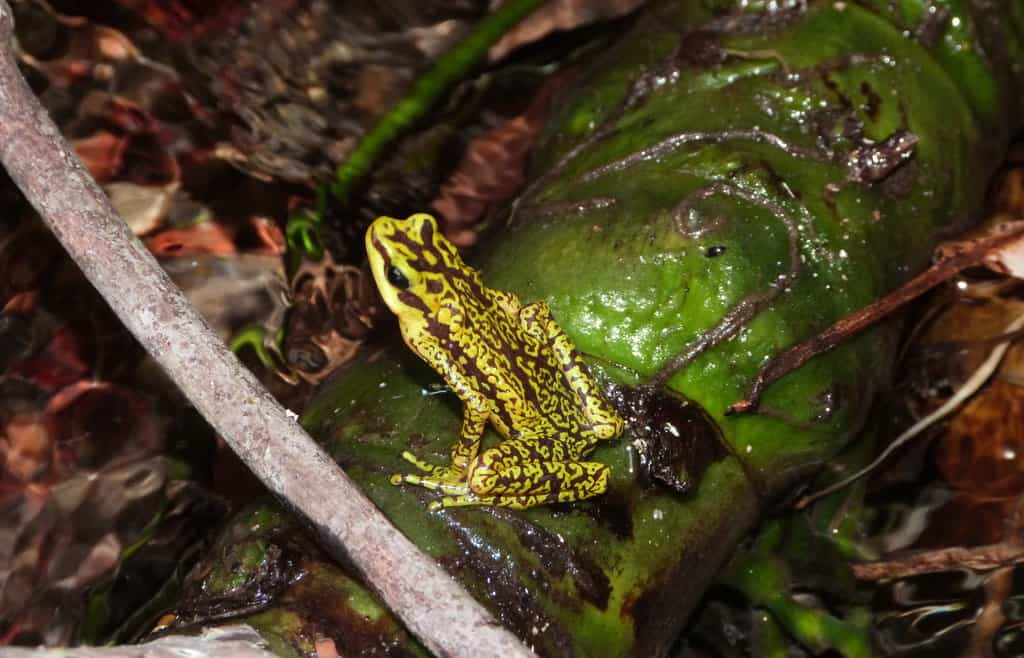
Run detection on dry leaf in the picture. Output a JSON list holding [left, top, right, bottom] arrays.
[[489, 0, 646, 61]]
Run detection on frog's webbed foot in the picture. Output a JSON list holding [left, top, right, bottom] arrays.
[[391, 451, 472, 497]]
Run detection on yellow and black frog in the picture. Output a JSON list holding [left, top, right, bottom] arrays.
[[365, 213, 624, 510]]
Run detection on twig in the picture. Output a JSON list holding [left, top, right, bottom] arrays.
[[852, 542, 1024, 580], [0, 5, 533, 657], [854, 494, 1024, 582], [797, 310, 1024, 508], [729, 220, 1024, 414]]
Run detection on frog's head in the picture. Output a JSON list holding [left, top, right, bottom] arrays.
[[365, 213, 466, 317]]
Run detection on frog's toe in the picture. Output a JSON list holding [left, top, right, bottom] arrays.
[[392, 471, 471, 495], [393, 471, 430, 488], [439, 493, 494, 508], [400, 450, 440, 473]]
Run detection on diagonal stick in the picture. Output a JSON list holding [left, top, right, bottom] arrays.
[[0, 4, 533, 656]]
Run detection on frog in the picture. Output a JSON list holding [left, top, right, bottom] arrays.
[[365, 213, 625, 509]]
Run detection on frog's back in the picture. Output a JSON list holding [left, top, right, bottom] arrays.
[[367, 212, 599, 440], [462, 292, 591, 439]]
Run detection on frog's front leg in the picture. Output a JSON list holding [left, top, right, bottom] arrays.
[[391, 397, 489, 495], [439, 436, 610, 509]]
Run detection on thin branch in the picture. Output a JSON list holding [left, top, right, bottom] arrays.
[[852, 542, 1024, 580], [729, 219, 1024, 414], [0, 5, 532, 657]]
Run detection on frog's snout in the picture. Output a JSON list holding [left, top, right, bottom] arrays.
[[367, 213, 439, 246], [405, 213, 440, 245], [366, 215, 400, 243]]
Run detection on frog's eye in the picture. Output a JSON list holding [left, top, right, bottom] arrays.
[[386, 265, 410, 290]]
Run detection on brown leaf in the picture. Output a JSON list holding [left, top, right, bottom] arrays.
[[430, 116, 533, 246], [489, 0, 646, 61], [106, 182, 173, 235], [936, 379, 1024, 501], [910, 494, 1017, 548], [146, 222, 237, 257], [315, 638, 342, 658], [2, 414, 52, 483], [9, 326, 90, 394], [431, 72, 573, 245], [112, 0, 251, 43], [984, 229, 1024, 279], [73, 130, 127, 181], [912, 291, 1024, 391]]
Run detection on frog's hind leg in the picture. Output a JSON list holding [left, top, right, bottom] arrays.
[[437, 492, 562, 510], [454, 437, 610, 509]]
